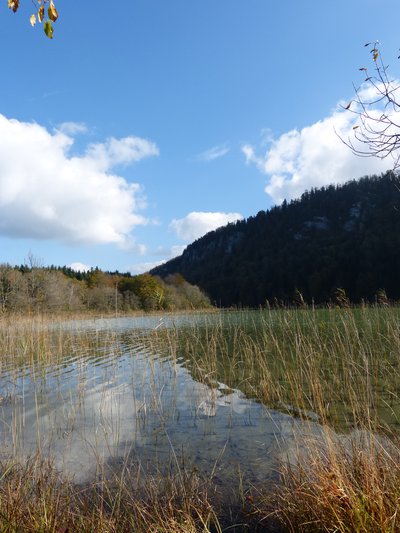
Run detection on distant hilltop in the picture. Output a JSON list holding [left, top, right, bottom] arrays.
[[151, 173, 400, 306]]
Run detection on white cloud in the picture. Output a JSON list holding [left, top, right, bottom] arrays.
[[170, 211, 243, 242], [129, 245, 187, 275], [153, 244, 187, 258], [69, 262, 91, 272], [197, 143, 230, 162], [86, 136, 159, 170], [0, 114, 159, 246], [169, 244, 187, 257], [117, 239, 147, 255], [243, 94, 391, 204], [56, 122, 88, 135], [129, 261, 165, 274], [259, 128, 274, 147]]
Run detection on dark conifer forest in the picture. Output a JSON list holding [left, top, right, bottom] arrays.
[[151, 173, 400, 306]]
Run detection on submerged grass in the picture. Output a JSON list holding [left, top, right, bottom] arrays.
[[161, 307, 400, 431], [1, 307, 400, 531]]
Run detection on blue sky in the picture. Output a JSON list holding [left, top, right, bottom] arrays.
[[1, 0, 399, 273]]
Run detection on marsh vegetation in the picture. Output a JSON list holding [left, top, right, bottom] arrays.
[[0, 308, 400, 531]]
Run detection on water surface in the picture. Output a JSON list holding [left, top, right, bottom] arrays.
[[0, 315, 318, 490]]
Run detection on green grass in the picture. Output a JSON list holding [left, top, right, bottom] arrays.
[[155, 306, 400, 531], [162, 307, 400, 431]]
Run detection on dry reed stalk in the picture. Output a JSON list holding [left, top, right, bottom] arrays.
[[0, 453, 221, 532], [254, 428, 400, 532]]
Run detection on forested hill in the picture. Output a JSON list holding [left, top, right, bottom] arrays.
[[151, 173, 400, 306]]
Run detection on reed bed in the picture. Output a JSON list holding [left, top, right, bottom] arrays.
[[160, 307, 400, 431], [0, 453, 220, 532], [154, 306, 400, 531], [1, 307, 400, 531], [266, 429, 400, 532]]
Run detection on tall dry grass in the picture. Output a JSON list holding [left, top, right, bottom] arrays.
[[159, 307, 400, 431], [268, 430, 400, 532], [0, 453, 220, 532], [1, 307, 400, 531], [154, 306, 400, 531]]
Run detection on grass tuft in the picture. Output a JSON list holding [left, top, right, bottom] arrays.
[[0, 454, 221, 532]]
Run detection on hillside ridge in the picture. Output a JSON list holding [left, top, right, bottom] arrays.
[[151, 173, 400, 306]]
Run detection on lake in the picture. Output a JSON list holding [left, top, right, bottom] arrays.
[[0, 313, 320, 494]]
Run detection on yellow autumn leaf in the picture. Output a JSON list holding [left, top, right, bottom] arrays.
[[8, 0, 19, 13], [373, 52, 379, 61], [30, 13, 36, 26], [48, 1, 58, 22], [38, 5, 45, 22]]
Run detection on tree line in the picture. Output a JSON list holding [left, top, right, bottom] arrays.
[[0, 264, 211, 314]]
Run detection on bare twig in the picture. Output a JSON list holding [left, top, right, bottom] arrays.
[[340, 42, 400, 170]]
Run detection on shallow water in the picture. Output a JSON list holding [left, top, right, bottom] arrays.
[[0, 315, 318, 490]]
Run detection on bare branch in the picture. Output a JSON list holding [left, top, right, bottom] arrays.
[[339, 42, 400, 170]]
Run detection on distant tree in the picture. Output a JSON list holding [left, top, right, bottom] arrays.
[[120, 290, 141, 312], [342, 42, 400, 169], [86, 286, 115, 312], [120, 274, 165, 311], [25, 268, 47, 311], [0, 264, 12, 312], [161, 273, 211, 310], [86, 268, 111, 289], [7, 0, 58, 38], [41, 271, 83, 312]]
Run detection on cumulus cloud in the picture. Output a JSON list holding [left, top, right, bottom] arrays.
[[69, 262, 91, 272], [0, 114, 159, 246], [242, 94, 391, 204], [170, 211, 243, 242], [197, 143, 230, 162]]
